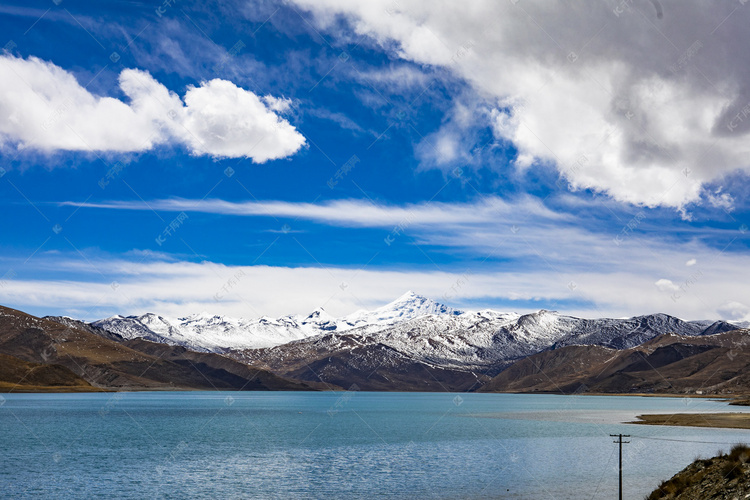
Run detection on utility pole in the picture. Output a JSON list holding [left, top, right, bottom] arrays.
[[610, 434, 631, 500]]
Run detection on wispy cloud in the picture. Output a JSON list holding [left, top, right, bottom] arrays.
[[2, 249, 750, 323], [57, 194, 746, 277], [14, 191, 750, 323], [60, 195, 567, 227]]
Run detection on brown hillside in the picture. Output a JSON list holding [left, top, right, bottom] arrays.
[[481, 331, 750, 395], [0, 305, 322, 392], [0, 352, 98, 392]]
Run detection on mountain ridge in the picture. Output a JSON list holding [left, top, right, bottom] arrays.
[[90, 291, 737, 356], [0, 305, 325, 392], [480, 329, 750, 395], [28, 292, 750, 393], [91, 291, 465, 351]]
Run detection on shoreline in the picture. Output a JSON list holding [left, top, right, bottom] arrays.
[[631, 413, 750, 430], [2, 387, 747, 401], [0, 383, 110, 394]]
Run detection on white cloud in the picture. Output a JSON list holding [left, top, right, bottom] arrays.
[[262, 94, 294, 113], [717, 301, 750, 321], [59, 193, 747, 278], [422, 131, 461, 165], [289, 0, 750, 208], [2, 248, 750, 323], [353, 64, 432, 91], [0, 54, 306, 161], [654, 278, 679, 293], [60, 195, 567, 227], [415, 98, 488, 168], [306, 107, 367, 134], [31, 192, 750, 321], [706, 187, 735, 212]]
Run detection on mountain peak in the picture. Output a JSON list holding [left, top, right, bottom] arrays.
[[390, 290, 429, 305], [180, 311, 221, 321], [378, 291, 462, 318], [304, 307, 335, 323], [338, 292, 461, 329]]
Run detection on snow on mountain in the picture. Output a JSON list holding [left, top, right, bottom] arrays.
[[94, 311, 325, 351], [92, 314, 178, 343], [242, 309, 742, 375], [92, 291, 461, 351], [301, 308, 338, 330], [92, 291, 742, 365], [341, 290, 462, 328]]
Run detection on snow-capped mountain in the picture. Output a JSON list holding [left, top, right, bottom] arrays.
[[89, 291, 747, 392], [94, 311, 327, 351], [93, 290, 742, 371], [242, 308, 738, 375], [92, 290, 460, 351], [342, 290, 462, 329]]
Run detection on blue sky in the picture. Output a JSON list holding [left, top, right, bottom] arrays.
[[1, 0, 749, 321]]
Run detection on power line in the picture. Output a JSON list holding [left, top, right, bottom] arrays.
[[630, 435, 746, 445]]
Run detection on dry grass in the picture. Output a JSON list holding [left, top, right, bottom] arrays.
[[0, 381, 107, 393], [632, 413, 750, 430], [646, 444, 750, 499]]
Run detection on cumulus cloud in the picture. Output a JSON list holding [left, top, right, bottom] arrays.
[[0, 54, 306, 161], [289, 0, 750, 208]]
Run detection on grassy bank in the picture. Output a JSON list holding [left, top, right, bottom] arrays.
[[632, 413, 750, 429]]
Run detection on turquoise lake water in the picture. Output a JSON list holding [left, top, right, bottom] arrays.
[[2, 391, 750, 499]]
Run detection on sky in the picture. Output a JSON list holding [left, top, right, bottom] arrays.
[[1, 0, 750, 322]]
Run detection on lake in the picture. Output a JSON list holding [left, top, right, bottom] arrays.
[[2, 391, 750, 499]]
